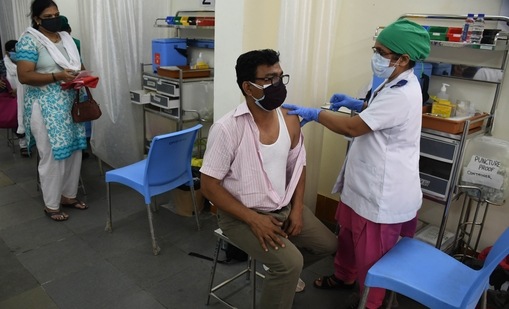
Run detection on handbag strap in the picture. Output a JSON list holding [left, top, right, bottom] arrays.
[[74, 86, 94, 104], [84, 86, 93, 100]]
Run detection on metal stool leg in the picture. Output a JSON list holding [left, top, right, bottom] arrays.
[[206, 237, 222, 305], [251, 259, 256, 309], [207, 229, 264, 309]]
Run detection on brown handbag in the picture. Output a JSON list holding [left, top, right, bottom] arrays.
[[71, 86, 102, 123]]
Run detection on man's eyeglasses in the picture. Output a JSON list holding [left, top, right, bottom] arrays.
[[372, 47, 398, 58], [253, 74, 290, 87]]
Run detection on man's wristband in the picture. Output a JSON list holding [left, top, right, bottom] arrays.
[[51, 72, 56, 82]]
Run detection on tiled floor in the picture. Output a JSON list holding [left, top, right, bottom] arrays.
[[0, 130, 426, 309]]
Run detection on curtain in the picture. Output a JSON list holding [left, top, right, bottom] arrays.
[[278, 0, 340, 209], [77, 1, 172, 168], [0, 0, 16, 47], [0, 0, 31, 48], [12, 0, 33, 37]]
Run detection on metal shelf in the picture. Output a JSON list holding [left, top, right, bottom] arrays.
[[429, 39, 509, 51], [374, 28, 509, 52], [400, 13, 509, 51], [373, 14, 509, 51], [430, 73, 502, 85]]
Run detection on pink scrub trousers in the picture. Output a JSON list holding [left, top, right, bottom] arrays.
[[333, 201, 417, 309]]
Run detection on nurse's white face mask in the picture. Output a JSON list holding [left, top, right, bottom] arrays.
[[371, 53, 399, 78]]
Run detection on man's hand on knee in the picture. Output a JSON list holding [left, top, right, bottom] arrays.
[[248, 213, 288, 252]]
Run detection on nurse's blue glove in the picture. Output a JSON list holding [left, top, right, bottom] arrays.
[[329, 93, 364, 112], [282, 103, 321, 127]]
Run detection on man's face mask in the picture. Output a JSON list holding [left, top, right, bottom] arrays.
[[371, 53, 399, 79], [40, 16, 62, 33], [249, 81, 288, 111]]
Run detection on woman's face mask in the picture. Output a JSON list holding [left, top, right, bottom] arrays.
[[39, 16, 62, 33], [371, 53, 399, 79], [249, 82, 287, 111]]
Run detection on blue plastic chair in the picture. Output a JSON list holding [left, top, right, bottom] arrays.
[[105, 124, 202, 255], [358, 227, 509, 309]]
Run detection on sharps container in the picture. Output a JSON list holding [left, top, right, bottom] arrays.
[[152, 38, 187, 72], [460, 135, 509, 204]]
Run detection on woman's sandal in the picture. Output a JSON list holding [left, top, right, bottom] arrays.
[[313, 274, 355, 290], [44, 209, 69, 221], [60, 198, 88, 210]]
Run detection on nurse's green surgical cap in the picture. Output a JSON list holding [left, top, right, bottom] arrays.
[[377, 19, 431, 61]]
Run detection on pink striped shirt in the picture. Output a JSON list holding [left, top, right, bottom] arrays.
[[200, 102, 306, 212]]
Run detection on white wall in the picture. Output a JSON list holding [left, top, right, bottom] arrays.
[[213, 0, 281, 119], [57, 0, 82, 42], [213, 0, 244, 118]]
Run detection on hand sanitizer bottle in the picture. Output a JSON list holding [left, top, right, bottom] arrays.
[[437, 83, 450, 101]]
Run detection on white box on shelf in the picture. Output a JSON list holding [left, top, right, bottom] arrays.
[[150, 93, 179, 110], [130, 90, 152, 104], [156, 79, 180, 97], [415, 224, 455, 251], [142, 75, 158, 90]]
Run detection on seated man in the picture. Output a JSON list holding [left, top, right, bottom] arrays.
[[200, 49, 337, 309]]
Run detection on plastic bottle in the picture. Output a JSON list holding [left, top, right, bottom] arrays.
[[469, 13, 485, 44], [456, 100, 471, 117], [461, 13, 475, 42], [431, 83, 454, 117], [193, 52, 209, 69], [437, 83, 450, 101]]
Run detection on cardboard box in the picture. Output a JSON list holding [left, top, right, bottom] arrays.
[[168, 188, 204, 217], [431, 100, 456, 118]]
